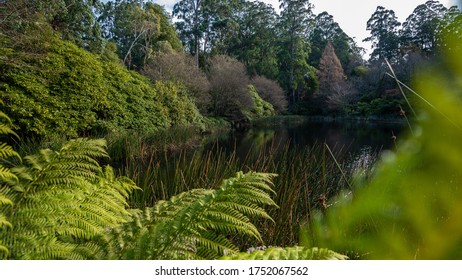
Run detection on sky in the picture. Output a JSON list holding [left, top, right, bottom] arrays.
[[155, 0, 460, 57]]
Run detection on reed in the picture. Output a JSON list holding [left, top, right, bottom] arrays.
[[111, 135, 378, 247]]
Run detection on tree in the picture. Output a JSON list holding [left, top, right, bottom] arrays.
[[100, 0, 182, 69], [207, 55, 252, 119], [173, 0, 240, 67], [309, 12, 361, 71], [401, 0, 448, 55], [277, 0, 315, 105], [142, 52, 211, 113], [224, 1, 279, 79], [317, 42, 345, 93], [364, 6, 401, 62], [437, 5, 462, 52], [316, 41, 353, 112], [251, 75, 288, 113], [0, 0, 103, 52]]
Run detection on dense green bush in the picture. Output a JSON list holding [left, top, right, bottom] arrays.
[[349, 97, 405, 116], [0, 25, 203, 139], [244, 85, 275, 119]]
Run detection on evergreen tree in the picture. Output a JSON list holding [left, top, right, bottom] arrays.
[[309, 12, 360, 71], [99, 0, 182, 69], [401, 0, 448, 55], [364, 6, 401, 62], [277, 0, 315, 106]]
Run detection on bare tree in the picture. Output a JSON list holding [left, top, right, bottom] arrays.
[[207, 55, 252, 118]]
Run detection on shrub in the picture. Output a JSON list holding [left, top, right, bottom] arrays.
[[0, 25, 203, 139], [244, 85, 275, 119], [142, 52, 211, 113], [207, 55, 253, 119], [250, 75, 288, 113]]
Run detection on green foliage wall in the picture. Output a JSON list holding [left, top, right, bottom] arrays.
[[0, 25, 202, 138]]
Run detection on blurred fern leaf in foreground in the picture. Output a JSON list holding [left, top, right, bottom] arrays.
[[308, 37, 462, 259]]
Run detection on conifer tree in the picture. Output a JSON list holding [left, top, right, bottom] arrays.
[[316, 42, 352, 112], [317, 41, 345, 94]]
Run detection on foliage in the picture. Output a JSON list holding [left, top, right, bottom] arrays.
[[0, 26, 202, 139], [277, 0, 315, 105], [437, 6, 462, 52], [317, 42, 346, 93], [309, 12, 361, 70], [312, 42, 356, 114], [207, 55, 253, 119], [244, 85, 275, 119], [401, 0, 448, 55], [351, 97, 405, 116], [364, 6, 401, 62], [0, 138, 138, 259], [307, 38, 462, 259], [99, 0, 182, 69], [107, 171, 278, 259], [0, 111, 19, 255], [224, 1, 280, 80], [251, 75, 288, 114], [142, 52, 211, 113], [220, 246, 347, 260], [173, 0, 241, 67], [0, 0, 103, 52]]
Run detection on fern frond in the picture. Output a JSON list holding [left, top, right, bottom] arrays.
[[220, 246, 348, 260], [0, 124, 18, 139], [108, 172, 277, 260], [0, 138, 136, 259], [0, 110, 18, 259], [0, 143, 19, 160]]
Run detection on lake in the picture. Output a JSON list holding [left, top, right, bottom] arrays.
[[205, 117, 405, 161], [120, 117, 407, 247]]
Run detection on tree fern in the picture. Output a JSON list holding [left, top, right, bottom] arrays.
[[107, 172, 278, 260], [220, 246, 348, 260], [0, 138, 138, 259]]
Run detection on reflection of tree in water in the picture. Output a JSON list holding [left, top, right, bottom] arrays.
[[209, 120, 404, 165], [238, 129, 276, 159]]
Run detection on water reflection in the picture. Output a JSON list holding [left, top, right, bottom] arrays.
[[207, 119, 406, 160]]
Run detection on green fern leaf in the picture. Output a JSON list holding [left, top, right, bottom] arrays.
[[108, 172, 277, 260], [220, 246, 348, 260], [0, 138, 137, 259]]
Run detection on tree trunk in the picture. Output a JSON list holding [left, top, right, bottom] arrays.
[[194, 35, 199, 68]]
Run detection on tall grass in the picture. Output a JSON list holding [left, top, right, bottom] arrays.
[[110, 136, 378, 248]]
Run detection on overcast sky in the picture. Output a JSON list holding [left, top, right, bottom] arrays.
[[155, 0, 460, 57]]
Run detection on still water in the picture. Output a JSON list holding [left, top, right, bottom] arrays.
[[207, 118, 406, 160]]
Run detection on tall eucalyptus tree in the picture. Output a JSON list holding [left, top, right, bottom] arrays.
[[401, 0, 448, 55], [364, 6, 401, 62], [277, 0, 315, 105], [173, 0, 240, 67], [224, 1, 279, 79]]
